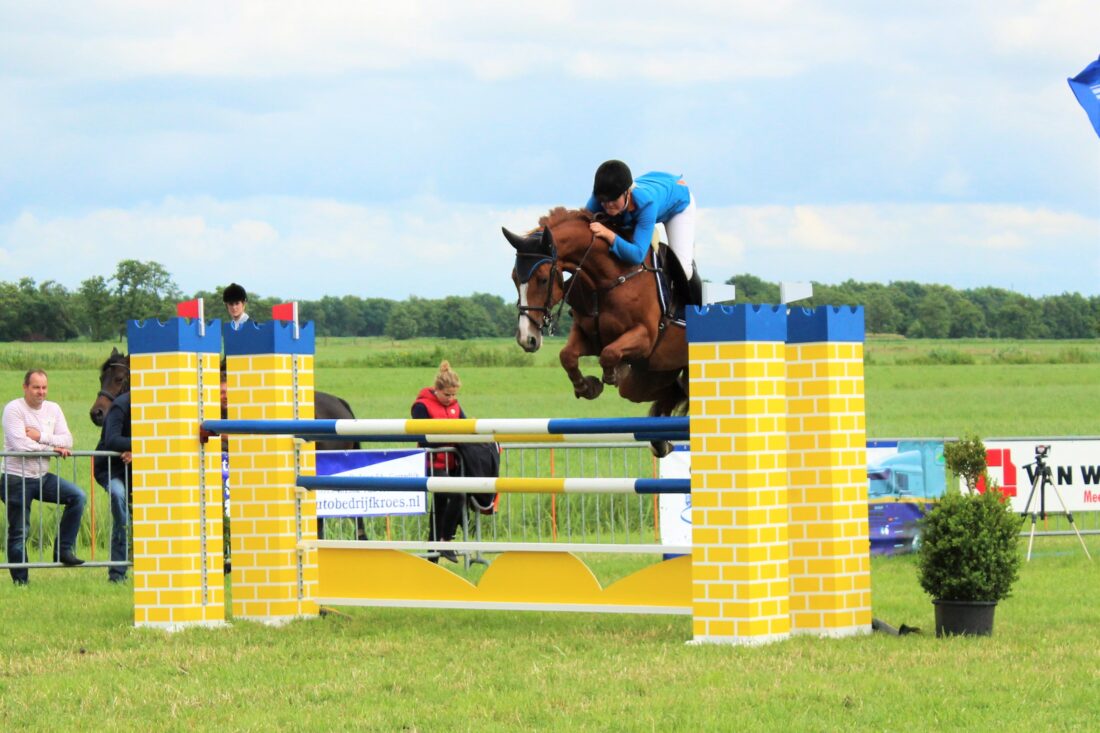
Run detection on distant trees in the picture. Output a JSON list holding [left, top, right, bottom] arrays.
[[0, 278, 79, 341], [0, 262, 1096, 342], [723, 274, 1099, 339], [76, 276, 116, 341]]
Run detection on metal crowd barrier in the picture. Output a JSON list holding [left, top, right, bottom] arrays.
[[0, 450, 131, 576], [6, 442, 1093, 578], [312, 443, 667, 566]]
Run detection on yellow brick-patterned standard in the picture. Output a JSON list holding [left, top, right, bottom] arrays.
[[128, 332, 224, 629], [686, 306, 790, 646], [225, 352, 318, 623], [785, 309, 871, 637]]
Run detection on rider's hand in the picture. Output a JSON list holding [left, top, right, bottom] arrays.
[[590, 222, 615, 244]]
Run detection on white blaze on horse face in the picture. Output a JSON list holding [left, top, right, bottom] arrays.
[[516, 282, 543, 352]]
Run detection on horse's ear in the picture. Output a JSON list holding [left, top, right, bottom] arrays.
[[110, 347, 121, 357], [540, 225, 555, 252], [502, 227, 526, 251]]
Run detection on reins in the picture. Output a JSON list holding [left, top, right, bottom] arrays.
[[545, 232, 598, 335]]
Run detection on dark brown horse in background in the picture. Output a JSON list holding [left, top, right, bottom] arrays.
[[91, 347, 366, 540], [503, 208, 688, 454]]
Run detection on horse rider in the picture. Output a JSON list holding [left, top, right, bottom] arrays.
[[583, 159, 703, 306], [223, 283, 250, 330]]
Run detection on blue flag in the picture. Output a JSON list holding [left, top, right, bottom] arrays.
[[1068, 55, 1100, 138]]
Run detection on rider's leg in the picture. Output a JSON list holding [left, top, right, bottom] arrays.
[[665, 194, 701, 305]]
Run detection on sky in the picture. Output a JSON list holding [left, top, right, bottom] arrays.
[[1, 1, 1098, 305]]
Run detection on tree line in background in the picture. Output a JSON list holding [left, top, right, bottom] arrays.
[[1, 260, 1097, 342]]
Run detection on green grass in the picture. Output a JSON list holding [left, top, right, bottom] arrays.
[[2, 337, 1100, 730], [865, 363, 1100, 437], [2, 539, 1099, 731], [5, 336, 1094, 450], [3, 337, 1100, 560]]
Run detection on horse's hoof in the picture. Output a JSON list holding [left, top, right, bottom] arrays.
[[574, 376, 604, 400], [602, 370, 618, 386], [649, 440, 673, 459]]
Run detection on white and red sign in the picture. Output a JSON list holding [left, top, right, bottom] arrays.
[[978, 439, 1100, 514]]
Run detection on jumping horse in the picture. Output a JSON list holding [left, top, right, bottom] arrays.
[[91, 347, 367, 540], [503, 207, 688, 455]]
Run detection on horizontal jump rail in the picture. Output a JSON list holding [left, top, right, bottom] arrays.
[[201, 416, 688, 439], [306, 540, 691, 554], [296, 475, 690, 495], [295, 432, 687, 444], [313, 598, 693, 616]]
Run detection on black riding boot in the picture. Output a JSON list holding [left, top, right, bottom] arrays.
[[688, 265, 703, 307]]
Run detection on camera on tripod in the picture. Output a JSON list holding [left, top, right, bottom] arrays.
[[1035, 444, 1051, 459]]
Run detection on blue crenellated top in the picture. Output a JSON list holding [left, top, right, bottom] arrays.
[[223, 319, 316, 356], [685, 304, 787, 343], [128, 318, 222, 354], [786, 305, 865, 344]]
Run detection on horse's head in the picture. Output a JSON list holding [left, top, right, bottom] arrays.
[[90, 347, 130, 426], [503, 225, 561, 352]]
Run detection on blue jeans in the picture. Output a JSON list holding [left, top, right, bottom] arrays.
[[103, 477, 130, 581], [2, 472, 87, 584]]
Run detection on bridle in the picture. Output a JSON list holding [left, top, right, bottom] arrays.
[[97, 361, 130, 405], [514, 225, 659, 337], [515, 229, 598, 337]]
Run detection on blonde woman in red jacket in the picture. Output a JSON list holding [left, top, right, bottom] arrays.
[[411, 361, 465, 562]]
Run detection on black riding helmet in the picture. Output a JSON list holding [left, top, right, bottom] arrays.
[[223, 283, 247, 303], [592, 160, 633, 202]]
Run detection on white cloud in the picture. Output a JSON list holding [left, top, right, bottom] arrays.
[[3, 198, 1096, 302], [0, 196, 548, 301], [698, 203, 1100, 295], [0, 2, 1097, 306], [11, 1, 1095, 85]]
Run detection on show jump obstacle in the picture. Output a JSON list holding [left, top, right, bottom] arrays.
[[127, 304, 870, 645]]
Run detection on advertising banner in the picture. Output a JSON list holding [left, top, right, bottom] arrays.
[[657, 438, 1100, 553], [657, 446, 691, 547], [315, 449, 427, 518], [981, 439, 1100, 515]]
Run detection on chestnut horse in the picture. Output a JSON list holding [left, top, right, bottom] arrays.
[[503, 208, 688, 452]]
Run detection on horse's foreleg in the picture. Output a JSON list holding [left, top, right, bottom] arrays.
[[598, 325, 655, 384], [560, 328, 603, 400]]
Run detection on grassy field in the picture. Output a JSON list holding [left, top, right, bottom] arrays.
[[1, 336, 1099, 730], [2, 335, 1097, 449], [2, 540, 1099, 731]]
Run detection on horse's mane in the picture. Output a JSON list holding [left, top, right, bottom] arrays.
[[538, 207, 594, 229]]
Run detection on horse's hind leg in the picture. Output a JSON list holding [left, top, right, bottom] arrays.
[[645, 387, 685, 457]]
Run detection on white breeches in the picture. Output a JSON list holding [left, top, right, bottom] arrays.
[[663, 193, 696, 276]]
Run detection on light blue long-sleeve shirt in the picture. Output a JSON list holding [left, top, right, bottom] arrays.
[[585, 171, 691, 265]]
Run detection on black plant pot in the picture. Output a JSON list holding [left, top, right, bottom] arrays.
[[933, 599, 997, 637]]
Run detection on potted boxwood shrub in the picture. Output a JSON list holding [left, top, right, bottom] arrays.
[[917, 433, 1022, 636]]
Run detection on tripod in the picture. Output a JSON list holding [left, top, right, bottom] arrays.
[[1020, 452, 1093, 561]]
